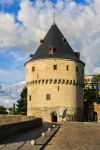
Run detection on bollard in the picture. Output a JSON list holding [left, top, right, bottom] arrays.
[[42, 132, 46, 137], [53, 124, 56, 128], [48, 128, 51, 132], [31, 140, 36, 145]]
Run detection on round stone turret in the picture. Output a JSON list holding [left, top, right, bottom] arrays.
[[25, 24, 85, 122]]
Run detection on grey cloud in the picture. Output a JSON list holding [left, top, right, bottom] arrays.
[[0, 81, 25, 107]]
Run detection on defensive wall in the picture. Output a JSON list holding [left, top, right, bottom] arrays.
[[26, 58, 84, 122], [0, 116, 42, 141]]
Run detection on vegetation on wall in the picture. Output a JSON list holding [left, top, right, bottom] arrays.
[[16, 87, 27, 115]]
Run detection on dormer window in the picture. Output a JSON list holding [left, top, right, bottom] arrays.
[[48, 45, 56, 55], [62, 37, 66, 43]]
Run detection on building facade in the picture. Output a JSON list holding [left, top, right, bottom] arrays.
[[84, 75, 100, 122], [25, 24, 85, 122], [84, 75, 100, 98]]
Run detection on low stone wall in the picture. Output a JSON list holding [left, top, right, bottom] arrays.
[[0, 115, 36, 125], [0, 117, 42, 142]]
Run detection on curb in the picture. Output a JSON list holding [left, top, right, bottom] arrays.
[[32, 125, 60, 150], [39, 125, 60, 150]]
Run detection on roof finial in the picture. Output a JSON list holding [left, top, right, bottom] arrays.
[[53, 5, 56, 24]]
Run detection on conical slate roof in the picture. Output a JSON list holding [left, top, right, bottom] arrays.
[[30, 24, 80, 61]]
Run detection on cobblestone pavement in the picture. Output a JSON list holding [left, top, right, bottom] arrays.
[[45, 122, 100, 150], [0, 122, 54, 150], [0, 122, 100, 150]]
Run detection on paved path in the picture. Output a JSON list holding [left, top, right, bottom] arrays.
[[0, 122, 54, 150], [45, 122, 100, 150], [0, 122, 100, 150]]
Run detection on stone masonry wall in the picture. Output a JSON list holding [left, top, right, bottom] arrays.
[[26, 58, 84, 122]]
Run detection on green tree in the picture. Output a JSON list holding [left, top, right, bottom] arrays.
[[0, 105, 8, 114], [96, 74, 100, 102], [16, 87, 27, 115], [12, 103, 17, 115], [96, 74, 100, 85], [84, 87, 96, 102]]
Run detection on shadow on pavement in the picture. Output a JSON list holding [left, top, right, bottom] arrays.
[[0, 122, 57, 145]]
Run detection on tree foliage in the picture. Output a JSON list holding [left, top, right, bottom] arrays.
[[96, 74, 100, 85], [9, 103, 17, 115], [0, 105, 8, 114], [83, 87, 96, 102], [16, 87, 27, 115]]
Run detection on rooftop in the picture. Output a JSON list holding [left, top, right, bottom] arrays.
[[29, 24, 81, 61]]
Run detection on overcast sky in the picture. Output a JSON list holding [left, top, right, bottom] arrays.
[[0, 0, 100, 107]]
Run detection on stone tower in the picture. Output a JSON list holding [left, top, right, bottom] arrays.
[[25, 24, 85, 122]]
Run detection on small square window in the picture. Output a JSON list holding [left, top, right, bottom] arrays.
[[29, 95, 31, 101], [32, 67, 35, 72], [46, 94, 51, 100], [66, 65, 69, 70], [53, 65, 57, 70]]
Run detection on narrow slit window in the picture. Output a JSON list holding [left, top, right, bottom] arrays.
[[29, 95, 31, 101], [66, 65, 69, 70], [76, 66, 78, 72], [32, 67, 35, 72], [53, 65, 57, 70], [58, 86, 59, 91]]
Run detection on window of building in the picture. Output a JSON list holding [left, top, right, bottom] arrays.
[[53, 65, 57, 70], [58, 86, 59, 91], [32, 67, 35, 72], [29, 95, 31, 101], [76, 66, 78, 72], [46, 94, 51, 100], [66, 65, 69, 70]]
